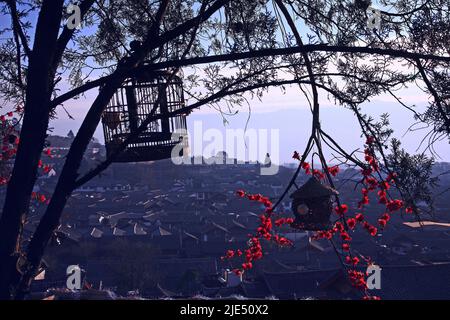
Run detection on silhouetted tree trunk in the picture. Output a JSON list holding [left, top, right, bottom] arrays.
[[1, 0, 231, 299], [0, 0, 65, 299], [0, 0, 448, 300]]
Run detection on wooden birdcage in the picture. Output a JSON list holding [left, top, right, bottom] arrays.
[[101, 70, 188, 162], [290, 177, 339, 231]]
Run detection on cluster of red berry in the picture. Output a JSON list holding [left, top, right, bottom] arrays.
[[226, 137, 417, 300], [0, 109, 53, 204], [222, 191, 293, 276]]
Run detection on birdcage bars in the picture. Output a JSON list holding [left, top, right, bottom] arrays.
[[102, 70, 188, 162]]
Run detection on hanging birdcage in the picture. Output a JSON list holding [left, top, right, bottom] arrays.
[[290, 177, 339, 231], [101, 70, 189, 162]]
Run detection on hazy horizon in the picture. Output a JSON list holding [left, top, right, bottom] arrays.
[[49, 84, 450, 165]]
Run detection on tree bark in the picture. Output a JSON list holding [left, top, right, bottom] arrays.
[[0, 0, 64, 300], [13, 78, 124, 299], [24, 77, 124, 269]]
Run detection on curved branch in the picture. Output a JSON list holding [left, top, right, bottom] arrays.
[[148, 45, 450, 71], [50, 73, 119, 107], [380, 0, 431, 17], [52, 0, 96, 70], [320, 129, 365, 168], [50, 45, 450, 107], [5, 0, 31, 57], [274, 0, 320, 129], [415, 59, 450, 133]]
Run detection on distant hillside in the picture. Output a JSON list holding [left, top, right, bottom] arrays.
[[47, 133, 103, 150]]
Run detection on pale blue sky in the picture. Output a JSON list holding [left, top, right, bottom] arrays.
[[50, 83, 450, 164], [2, 2, 449, 164]]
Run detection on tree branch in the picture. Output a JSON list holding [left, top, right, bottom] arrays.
[[5, 0, 31, 57], [52, 0, 96, 70], [274, 0, 320, 129], [415, 59, 450, 133], [50, 44, 450, 108], [148, 44, 450, 70]]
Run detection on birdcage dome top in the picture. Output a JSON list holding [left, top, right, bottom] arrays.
[[130, 68, 182, 83], [290, 177, 338, 200]]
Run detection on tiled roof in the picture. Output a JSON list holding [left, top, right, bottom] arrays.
[[372, 263, 450, 299], [157, 257, 218, 276], [262, 263, 450, 299]]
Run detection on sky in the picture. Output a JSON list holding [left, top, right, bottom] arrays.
[[50, 82, 450, 165], [3, 2, 449, 165]]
